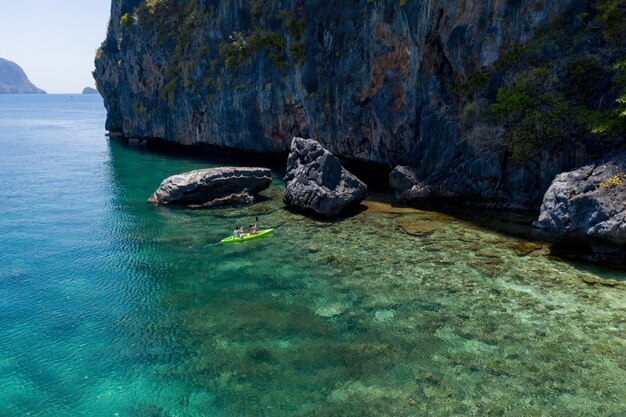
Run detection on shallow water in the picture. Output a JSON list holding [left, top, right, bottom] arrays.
[[1, 95, 625, 416]]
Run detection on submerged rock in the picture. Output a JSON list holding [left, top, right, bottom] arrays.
[[148, 167, 272, 207], [397, 215, 441, 236], [509, 241, 549, 257], [534, 151, 626, 248], [578, 273, 622, 287], [283, 138, 367, 216]]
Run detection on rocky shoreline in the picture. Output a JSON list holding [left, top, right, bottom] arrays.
[[95, 0, 625, 264], [124, 134, 626, 266]]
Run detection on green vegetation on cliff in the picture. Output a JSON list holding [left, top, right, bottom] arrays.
[[123, 0, 307, 105], [491, 67, 571, 161], [458, 0, 625, 161], [218, 30, 286, 69], [114, 0, 623, 164], [217, 9, 307, 70], [95, 0, 624, 209], [132, 0, 213, 104]]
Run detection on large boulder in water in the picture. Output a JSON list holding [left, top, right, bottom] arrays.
[[534, 151, 626, 257], [148, 167, 272, 207], [283, 138, 367, 216]]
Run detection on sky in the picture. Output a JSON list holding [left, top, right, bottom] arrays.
[[0, 1, 111, 93]]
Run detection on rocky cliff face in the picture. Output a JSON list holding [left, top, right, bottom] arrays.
[[95, 0, 623, 208], [0, 58, 46, 94]]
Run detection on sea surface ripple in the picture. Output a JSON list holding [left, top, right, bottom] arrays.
[[0, 94, 624, 416]]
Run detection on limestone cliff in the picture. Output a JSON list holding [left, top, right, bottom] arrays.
[[95, 0, 625, 208], [0, 58, 46, 94]]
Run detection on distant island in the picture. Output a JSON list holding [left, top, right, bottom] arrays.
[[0, 58, 46, 94], [82, 87, 99, 95]]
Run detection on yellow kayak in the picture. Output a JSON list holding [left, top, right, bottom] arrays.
[[220, 229, 273, 243]]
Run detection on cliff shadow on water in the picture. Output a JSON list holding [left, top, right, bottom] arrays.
[[109, 135, 396, 188]]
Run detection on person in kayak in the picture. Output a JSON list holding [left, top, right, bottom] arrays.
[[234, 226, 245, 238], [248, 224, 257, 235]]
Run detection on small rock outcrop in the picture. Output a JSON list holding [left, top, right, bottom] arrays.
[[82, 87, 99, 95], [148, 167, 272, 207], [0, 57, 46, 94], [534, 151, 626, 246], [389, 166, 434, 201], [283, 138, 366, 216]]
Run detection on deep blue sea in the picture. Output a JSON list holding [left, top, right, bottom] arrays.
[[1, 94, 625, 416]]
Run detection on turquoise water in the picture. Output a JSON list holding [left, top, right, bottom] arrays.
[[1, 95, 625, 416]]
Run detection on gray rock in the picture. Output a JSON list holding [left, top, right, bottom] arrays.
[[82, 87, 99, 95], [389, 166, 434, 200], [148, 167, 272, 206], [200, 192, 254, 208], [283, 138, 366, 216], [534, 151, 626, 245]]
